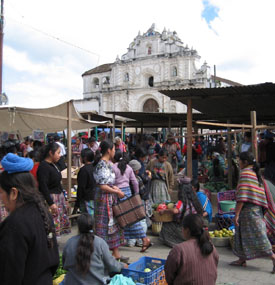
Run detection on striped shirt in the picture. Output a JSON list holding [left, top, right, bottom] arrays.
[[237, 167, 268, 208]]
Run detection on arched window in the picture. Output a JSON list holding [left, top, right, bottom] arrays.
[[148, 76, 154, 87], [148, 46, 152, 55], [124, 73, 129, 82], [143, 98, 159, 112], [93, 77, 99, 88], [172, 66, 177, 77], [102, 76, 110, 84]]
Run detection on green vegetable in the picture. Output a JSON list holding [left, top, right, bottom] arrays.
[[53, 254, 67, 280]]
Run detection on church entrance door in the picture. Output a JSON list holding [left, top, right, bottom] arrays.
[[143, 98, 159, 112]]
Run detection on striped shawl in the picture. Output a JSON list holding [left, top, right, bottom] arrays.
[[264, 179, 275, 236], [236, 167, 268, 209]]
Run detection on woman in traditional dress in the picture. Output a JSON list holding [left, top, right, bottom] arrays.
[[93, 141, 127, 262], [146, 149, 174, 204], [159, 177, 204, 248], [230, 151, 275, 273], [37, 143, 71, 237], [113, 150, 152, 252], [263, 162, 275, 249], [72, 138, 84, 167], [162, 133, 181, 174], [0, 153, 59, 284]]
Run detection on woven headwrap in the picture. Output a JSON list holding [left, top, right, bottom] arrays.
[[1, 153, 34, 174]]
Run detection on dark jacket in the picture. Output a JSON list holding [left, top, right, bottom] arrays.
[[77, 164, 96, 202], [0, 203, 59, 285], [37, 161, 63, 206]]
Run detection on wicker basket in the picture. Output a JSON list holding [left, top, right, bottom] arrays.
[[211, 236, 230, 247], [153, 211, 174, 222]]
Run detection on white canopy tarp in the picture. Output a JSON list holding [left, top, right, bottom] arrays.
[[0, 100, 109, 137]]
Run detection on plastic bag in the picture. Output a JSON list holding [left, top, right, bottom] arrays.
[[109, 274, 135, 285]]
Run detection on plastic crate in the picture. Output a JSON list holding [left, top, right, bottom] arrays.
[[122, 256, 167, 285], [217, 190, 236, 214], [215, 213, 235, 230]]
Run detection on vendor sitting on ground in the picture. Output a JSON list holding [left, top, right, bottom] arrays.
[[165, 214, 219, 285], [62, 213, 127, 285], [191, 179, 212, 225], [158, 177, 204, 248]]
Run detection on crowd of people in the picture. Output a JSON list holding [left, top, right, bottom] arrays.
[[0, 129, 275, 284]]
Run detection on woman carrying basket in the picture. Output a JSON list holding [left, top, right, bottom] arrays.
[[113, 150, 152, 252], [93, 141, 127, 263]]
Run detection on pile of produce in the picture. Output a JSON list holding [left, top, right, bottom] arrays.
[[152, 202, 175, 211], [203, 181, 229, 193], [209, 228, 234, 238]]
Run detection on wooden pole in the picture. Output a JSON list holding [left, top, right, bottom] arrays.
[[180, 123, 183, 149], [187, 99, 192, 178], [168, 117, 171, 133], [67, 101, 72, 199], [95, 127, 98, 140], [250, 111, 258, 161], [141, 122, 144, 141], [0, 0, 4, 96], [121, 122, 124, 140], [227, 120, 233, 189], [112, 114, 115, 142], [196, 121, 252, 129]]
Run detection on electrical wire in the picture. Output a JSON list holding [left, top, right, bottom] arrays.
[[6, 1, 101, 65]]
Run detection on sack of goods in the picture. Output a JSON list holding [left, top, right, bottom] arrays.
[[113, 194, 146, 228]]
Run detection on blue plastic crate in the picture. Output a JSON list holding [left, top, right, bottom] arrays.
[[122, 256, 166, 284]]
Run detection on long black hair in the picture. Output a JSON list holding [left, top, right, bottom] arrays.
[[114, 149, 129, 176], [40, 142, 60, 161], [178, 181, 204, 217], [182, 214, 213, 256], [93, 141, 114, 167], [0, 171, 55, 248], [239, 151, 263, 185], [76, 213, 95, 275]]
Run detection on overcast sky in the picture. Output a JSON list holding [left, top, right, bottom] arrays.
[[3, 0, 275, 107]]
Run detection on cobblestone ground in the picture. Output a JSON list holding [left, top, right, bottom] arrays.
[[59, 226, 275, 285]]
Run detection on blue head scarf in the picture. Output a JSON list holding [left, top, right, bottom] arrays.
[[1, 153, 34, 174]]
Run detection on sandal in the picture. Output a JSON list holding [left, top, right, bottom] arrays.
[[140, 238, 153, 253], [229, 260, 247, 267]]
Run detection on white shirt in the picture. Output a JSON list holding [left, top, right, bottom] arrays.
[[56, 141, 66, 156]]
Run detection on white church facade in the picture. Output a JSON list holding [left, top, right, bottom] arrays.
[[74, 24, 240, 116]]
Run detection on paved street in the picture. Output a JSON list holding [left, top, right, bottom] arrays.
[[59, 226, 275, 285]]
